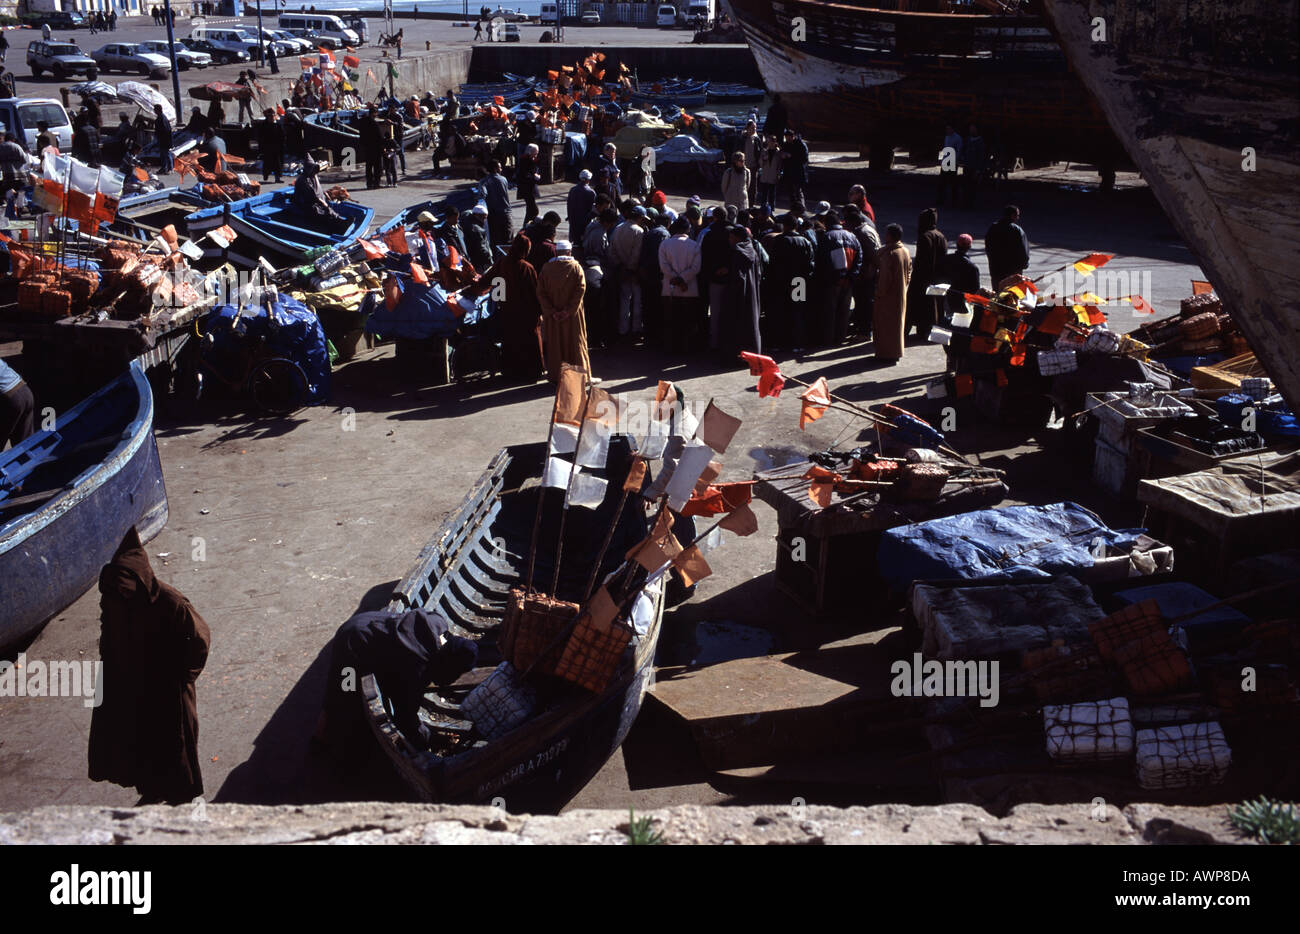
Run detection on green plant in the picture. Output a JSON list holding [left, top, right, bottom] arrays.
[[1227, 796, 1299, 844], [626, 808, 665, 845]]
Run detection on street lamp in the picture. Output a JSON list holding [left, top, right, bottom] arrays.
[[161, 0, 184, 124]]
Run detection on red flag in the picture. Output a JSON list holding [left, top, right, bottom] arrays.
[[383, 274, 402, 310], [739, 352, 785, 398], [410, 260, 429, 285], [798, 377, 831, 429], [360, 238, 386, 261], [1072, 252, 1115, 275], [1124, 295, 1155, 316], [963, 292, 991, 307], [343, 53, 360, 69], [382, 224, 409, 254]]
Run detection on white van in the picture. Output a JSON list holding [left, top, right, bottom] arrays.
[[539, 2, 558, 23], [685, 0, 713, 24], [189, 26, 260, 58], [0, 97, 73, 154], [656, 4, 677, 26], [278, 13, 360, 49]]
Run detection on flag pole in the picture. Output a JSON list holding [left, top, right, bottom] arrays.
[[549, 384, 593, 598], [525, 371, 567, 594]]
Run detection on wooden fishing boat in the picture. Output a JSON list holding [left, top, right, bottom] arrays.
[[0, 361, 168, 650], [361, 441, 665, 813], [1040, 0, 1300, 413], [728, 0, 1126, 169], [301, 108, 425, 160], [109, 186, 210, 243], [706, 83, 767, 104], [185, 189, 375, 268]]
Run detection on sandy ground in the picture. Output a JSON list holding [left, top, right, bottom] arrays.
[[0, 26, 1208, 813]]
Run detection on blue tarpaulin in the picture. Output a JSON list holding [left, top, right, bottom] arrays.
[[877, 502, 1147, 592], [206, 294, 331, 404], [1214, 393, 1300, 441], [364, 276, 462, 341]]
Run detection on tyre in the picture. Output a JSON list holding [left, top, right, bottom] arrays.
[[247, 357, 307, 415], [53, 65, 66, 80], [138, 63, 150, 75], [86, 69, 97, 79], [30, 65, 42, 77]]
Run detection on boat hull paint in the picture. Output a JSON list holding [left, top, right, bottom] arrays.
[[186, 191, 375, 267], [1041, 0, 1300, 412], [0, 363, 169, 650], [730, 0, 1125, 162]]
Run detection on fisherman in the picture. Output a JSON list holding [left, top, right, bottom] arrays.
[[594, 141, 620, 199], [609, 202, 646, 342], [537, 239, 592, 381], [984, 204, 1030, 289], [639, 208, 670, 347], [0, 126, 27, 191], [482, 159, 513, 250], [740, 120, 761, 203], [845, 204, 880, 341], [763, 212, 815, 351], [197, 126, 225, 173], [937, 232, 981, 324], [461, 204, 493, 273], [906, 207, 948, 342], [700, 206, 732, 351], [874, 223, 912, 365], [0, 356, 35, 450], [89, 528, 210, 806], [566, 168, 596, 246], [358, 104, 383, 190], [780, 128, 809, 208], [657, 215, 702, 354], [258, 108, 285, 184], [815, 210, 862, 346], [281, 101, 305, 159], [153, 104, 174, 175], [722, 224, 762, 358], [436, 205, 469, 263], [721, 150, 750, 211], [316, 606, 477, 753], [292, 159, 344, 227], [516, 141, 541, 225], [580, 207, 618, 349]]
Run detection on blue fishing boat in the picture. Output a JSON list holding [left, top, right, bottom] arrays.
[[0, 362, 168, 651], [185, 189, 375, 268], [375, 185, 488, 235], [628, 80, 710, 110], [302, 108, 425, 160]]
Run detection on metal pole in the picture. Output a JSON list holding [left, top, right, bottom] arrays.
[[161, 0, 184, 128], [257, 0, 266, 67]]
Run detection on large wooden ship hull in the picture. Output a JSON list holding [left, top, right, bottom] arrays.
[[1041, 0, 1300, 412], [729, 0, 1126, 164]]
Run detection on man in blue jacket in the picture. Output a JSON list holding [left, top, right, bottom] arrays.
[[815, 210, 863, 346]]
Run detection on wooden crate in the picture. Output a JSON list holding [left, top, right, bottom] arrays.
[[1190, 352, 1266, 390]]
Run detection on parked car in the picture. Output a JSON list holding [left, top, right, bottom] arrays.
[[35, 11, 86, 30], [277, 13, 359, 49], [581, 10, 601, 25], [139, 39, 212, 71], [92, 43, 172, 78], [0, 98, 74, 153], [486, 8, 529, 22], [504, 23, 521, 41], [26, 40, 98, 81], [270, 29, 313, 54], [187, 26, 261, 60], [248, 28, 298, 58], [180, 37, 249, 66]]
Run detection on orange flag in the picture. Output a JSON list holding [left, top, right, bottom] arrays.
[[382, 224, 408, 254], [739, 352, 785, 398], [409, 260, 429, 285], [799, 377, 831, 430], [383, 273, 402, 310], [360, 238, 386, 261], [1072, 253, 1115, 275]]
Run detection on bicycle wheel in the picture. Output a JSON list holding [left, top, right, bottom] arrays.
[[247, 357, 308, 415]]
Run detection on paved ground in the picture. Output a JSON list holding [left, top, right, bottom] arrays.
[[0, 36, 1208, 813]]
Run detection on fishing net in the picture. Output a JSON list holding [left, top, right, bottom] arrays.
[[1134, 721, 1231, 790], [1114, 633, 1194, 697], [1043, 697, 1134, 764], [1088, 599, 1166, 662], [462, 662, 537, 741]]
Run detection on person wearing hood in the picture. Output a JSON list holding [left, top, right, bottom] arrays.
[[292, 159, 343, 226], [461, 204, 493, 273], [722, 224, 762, 358], [845, 204, 880, 340], [318, 606, 478, 752], [763, 211, 815, 351], [537, 240, 592, 381], [906, 206, 948, 341], [89, 528, 211, 805], [874, 223, 912, 363], [567, 168, 597, 245], [639, 208, 670, 346], [472, 232, 544, 382]]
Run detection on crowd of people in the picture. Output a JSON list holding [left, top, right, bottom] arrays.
[[457, 148, 1033, 389]]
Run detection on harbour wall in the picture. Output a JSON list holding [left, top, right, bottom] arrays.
[[467, 43, 762, 84]]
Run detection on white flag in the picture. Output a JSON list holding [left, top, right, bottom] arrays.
[[665, 441, 716, 513], [576, 417, 611, 470], [549, 421, 579, 456], [566, 468, 608, 509], [542, 455, 572, 490]]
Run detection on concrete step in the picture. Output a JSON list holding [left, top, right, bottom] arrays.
[[648, 628, 913, 772]]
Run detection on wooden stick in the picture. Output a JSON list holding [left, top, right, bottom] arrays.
[[524, 378, 564, 593], [549, 383, 593, 597]]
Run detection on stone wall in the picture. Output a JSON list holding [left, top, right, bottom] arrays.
[[0, 801, 1251, 845]]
